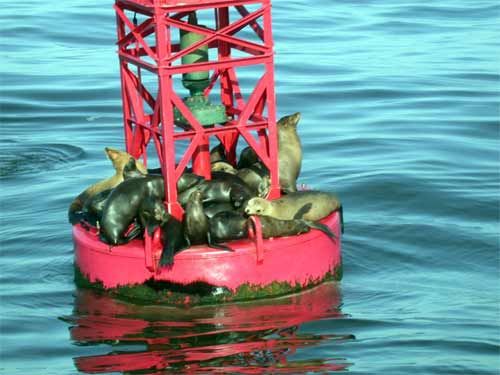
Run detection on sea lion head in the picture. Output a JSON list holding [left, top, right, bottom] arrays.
[[189, 190, 203, 203], [122, 158, 147, 179], [230, 184, 252, 209], [257, 175, 271, 198], [105, 147, 148, 175], [210, 142, 226, 163], [211, 161, 237, 175], [244, 197, 271, 216], [152, 201, 169, 224], [277, 112, 301, 129]]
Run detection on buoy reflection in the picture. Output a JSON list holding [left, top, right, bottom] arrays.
[[65, 283, 352, 373]]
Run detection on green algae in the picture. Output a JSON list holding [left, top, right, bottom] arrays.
[[74, 263, 342, 306]]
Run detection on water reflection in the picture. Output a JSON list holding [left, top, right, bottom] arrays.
[[64, 282, 352, 374]]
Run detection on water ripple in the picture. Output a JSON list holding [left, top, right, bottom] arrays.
[[0, 141, 85, 178]]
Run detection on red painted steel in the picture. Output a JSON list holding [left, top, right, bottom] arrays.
[[74, 211, 342, 290]]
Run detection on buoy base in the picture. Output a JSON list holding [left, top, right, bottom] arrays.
[[73, 211, 342, 305], [74, 264, 342, 306]]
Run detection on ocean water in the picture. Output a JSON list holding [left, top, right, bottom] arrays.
[[1, 0, 499, 374]]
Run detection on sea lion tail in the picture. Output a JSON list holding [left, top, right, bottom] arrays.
[[303, 220, 337, 242]]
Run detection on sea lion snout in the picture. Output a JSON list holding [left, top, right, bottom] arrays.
[[278, 112, 301, 128], [290, 112, 301, 125]]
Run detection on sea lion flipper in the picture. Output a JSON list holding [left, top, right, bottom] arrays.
[[146, 222, 158, 236], [305, 221, 337, 242], [293, 203, 312, 220], [207, 232, 234, 252], [69, 211, 85, 225], [159, 244, 174, 266], [208, 242, 234, 252]]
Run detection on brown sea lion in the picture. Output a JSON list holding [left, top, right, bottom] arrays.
[[244, 191, 341, 222], [136, 197, 189, 267], [210, 142, 226, 163], [211, 160, 237, 175], [197, 171, 255, 208], [138, 196, 169, 236], [207, 212, 336, 244], [68, 147, 147, 224], [159, 216, 189, 266], [177, 172, 204, 193], [237, 146, 259, 169], [277, 113, 302, 193], [236, 163, 270, 198], [99, 176, 164, 245], [257, 216, 337, 241], [184, 190, 210, 246], [183, 190, 234, 250], [146, 170, 203, 194], [203, 202, 235, 219], [80, 158, 147, 226], [208, 211, 249, 247]]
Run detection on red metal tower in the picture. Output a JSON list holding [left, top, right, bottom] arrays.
[[114, 0, 280, 220]]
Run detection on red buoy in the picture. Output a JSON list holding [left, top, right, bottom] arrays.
[[73, 0, 342, 298]]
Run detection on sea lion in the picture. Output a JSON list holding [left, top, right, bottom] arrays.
[[99, 176, 164, 245], [138, 196, 169, 235], [178, 182, 203, 207], [211, 160, 237, 175], [183, 191, 234, 250], [81, 188, 112, 227], [207, 212, 336, 245], [277, 112, 302, 193], [159, 216, 189, 266], [257, 216, 337, 241], [244, 191, 341, 222], [237, 146, 259, 169], [136, 196, 188, 266], [197, 171, 255, 208], [184, 190, 209, 246], [121, 157, 147, 179], [147, 167, 162, 175], [203, 202, 235, 219], [68, 147, 147, 224], [210, 142, 226, 163], [146, 170, 203, 194], [236, 164, 270, 198], [208, 211, 249, 246], [79, 157, 147, 226], [138, 171, 204, 208], [177, 172, 204, 193]]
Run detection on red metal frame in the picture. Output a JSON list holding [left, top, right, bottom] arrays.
[[114, 0, 280, 221]]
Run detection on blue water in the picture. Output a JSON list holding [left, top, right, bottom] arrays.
[[1, 0, 499, 373]]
